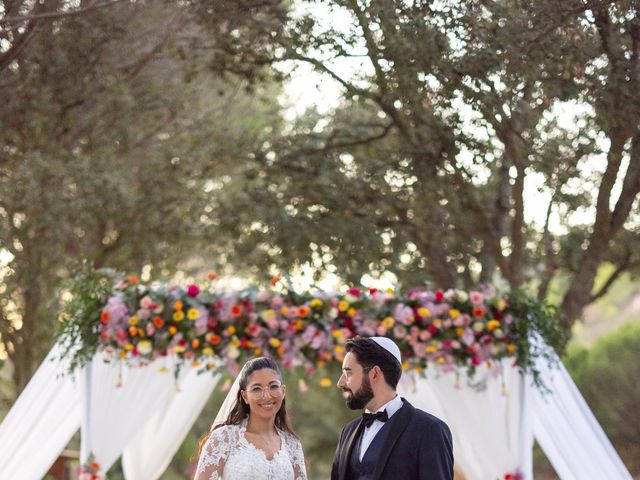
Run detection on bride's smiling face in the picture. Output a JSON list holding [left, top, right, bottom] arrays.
[[241, 368, 286, 419]]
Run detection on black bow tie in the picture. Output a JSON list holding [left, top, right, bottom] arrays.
[[362, 410, 388, 428]]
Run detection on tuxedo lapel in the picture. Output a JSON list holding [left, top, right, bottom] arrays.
[[372, 399, 413, 480], [339, 419, 365, 480]]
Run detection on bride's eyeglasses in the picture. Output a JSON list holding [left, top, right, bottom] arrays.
[[246, 382, 285, 398]]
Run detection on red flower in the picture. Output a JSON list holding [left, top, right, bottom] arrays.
[[230, 304, 243, 317], [100, 311, 110, 324], [428, 324, 439, 334], [368, 288, 378, 295], [348, 288, 361, 296], [435, 290, 444, 302], [471, 356, 481, 366], [187, 284, 200, 297], [152, 316, 165, 328], [473, 307, 485, 318]]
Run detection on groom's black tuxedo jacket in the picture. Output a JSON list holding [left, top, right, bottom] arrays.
[[331, 399, 453, 480]]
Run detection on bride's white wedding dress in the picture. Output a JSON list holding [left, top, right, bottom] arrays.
[[196, 420, 307, 480]]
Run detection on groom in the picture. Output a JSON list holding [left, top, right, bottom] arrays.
[[332, 336, 453, 480]]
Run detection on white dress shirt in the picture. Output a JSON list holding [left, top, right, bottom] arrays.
[[358, 394, 404, 461]]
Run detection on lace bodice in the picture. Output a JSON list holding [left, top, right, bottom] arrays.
[[195, 421, 307, 480]]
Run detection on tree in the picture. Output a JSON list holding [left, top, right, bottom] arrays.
[[196, 0, 640, 334], [0, 0, 282, 393]]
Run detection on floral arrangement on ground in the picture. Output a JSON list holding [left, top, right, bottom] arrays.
[[56, 265, 564, 388]]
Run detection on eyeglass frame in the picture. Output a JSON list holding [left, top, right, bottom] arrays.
[[243, 382, 286, 398]]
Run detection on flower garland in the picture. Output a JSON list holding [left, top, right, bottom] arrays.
[[57, 267, 563, 387]]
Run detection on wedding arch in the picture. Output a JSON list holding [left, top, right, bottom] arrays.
[[0, 268, 632, 479]]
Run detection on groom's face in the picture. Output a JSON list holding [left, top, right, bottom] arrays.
[[338, 352, 375, 410]]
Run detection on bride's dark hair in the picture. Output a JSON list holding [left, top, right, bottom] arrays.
[[199, 357, 298, 453]]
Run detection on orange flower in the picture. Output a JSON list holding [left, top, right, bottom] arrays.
[[129, 326, 137, 336], [270, 274, 282, 286], [152, 316, 165, 328], [100, 311, 110, 324], [276, 345, 286, 356], [207, 272, 218, 280], [230, 304, 243, 317], [191, 339, 200, 349], [473, 307, 485, 318], [91, 462, 100, 470], [210, 334, 221, 345], [298, 306, 310, 317], [128, 275, 139, 284], [174, 300, 183, 311]]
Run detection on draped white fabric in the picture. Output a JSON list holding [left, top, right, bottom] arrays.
[[80, 357, 190, 471], [121, 368, 220, 480], [399, 360, 533, 480], [532, 353, 632, 480], [1, 341, 634, 480], [0, 343, 81, 480]]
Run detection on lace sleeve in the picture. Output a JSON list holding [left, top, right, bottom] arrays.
[[194, 425, 237, 480], [284, 432, 308, 480]]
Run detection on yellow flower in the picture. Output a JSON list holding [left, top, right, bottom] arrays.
[[174, 345, 185, 353], [269, 338, 281, 348], [487, 319, 501, 331], [426, 345, 438, 353], [402, 362, 410, 370], [129, 315, 138, 326], [191, 361, 201, 367], [449, 309, 460, 318], [124, 343, 133, 351], [254, 348, 262, 355], [227, 325, 236, 335], [173, 311, 185, 322], [507, 343, 517, 353], [319, 377, 332, 388], [280, 307, 289, 315], [168, 326, 177, 335], [338, 300, 349, 312], [334, 345, 344, 355], [159, 366, 169, 373], [347, 307, 357, 317], [332, 330, 344, 338], [456, 327, 464, 336], [119, 351, 127, 359], [417, 307, 431, 318], [436, 357, 445, 364], [137, 340, 152, 354], [382, 316, 395, 329], [187, 308, 199, 320], [294, 320, 304, 331], [433, 319, 442, 329], [202, 347, 214, 356], [262, 309, 276, 320], [230, 337, 240, 348], [310, 299, 323, 308], [385, 288, 394, 294]]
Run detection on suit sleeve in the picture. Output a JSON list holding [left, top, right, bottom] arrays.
[[417, 419, 454, 480]]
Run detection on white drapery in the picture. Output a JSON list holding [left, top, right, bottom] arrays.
[[0, 344, 81, 480], [121, 368, 220, 480], [0, 340, 633, 479], [399, 360, 533, 480], [532, 352, 632, 480], [79, 356, 195, 471]]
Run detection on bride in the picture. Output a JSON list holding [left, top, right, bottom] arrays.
[[195, 357, 308, 480]]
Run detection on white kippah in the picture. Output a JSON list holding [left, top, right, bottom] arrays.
[[370, 337, 402, 365]]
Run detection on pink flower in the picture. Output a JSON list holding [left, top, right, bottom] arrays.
[[348, 288, 361, 296], [470, 291, 484, 305], [140, 295, 155, 309], [187, 284, 200, 297]]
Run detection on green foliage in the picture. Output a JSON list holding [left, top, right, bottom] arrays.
[[56, 263, 118, 374], [564, 321, 640, 475]]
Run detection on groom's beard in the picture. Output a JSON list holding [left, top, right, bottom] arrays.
[[342, 376, 374, 410]]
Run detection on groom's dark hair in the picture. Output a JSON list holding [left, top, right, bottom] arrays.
[[345, 337, 402, 389]]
